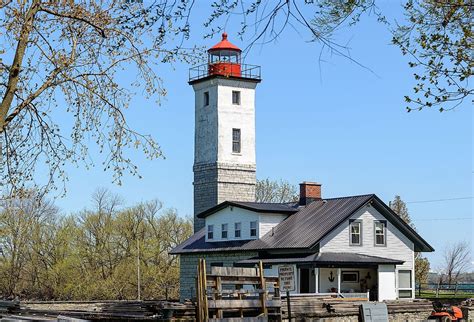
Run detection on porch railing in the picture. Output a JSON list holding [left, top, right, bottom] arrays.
[[189, 63, 261, 82], [283, 292, 369, 300]]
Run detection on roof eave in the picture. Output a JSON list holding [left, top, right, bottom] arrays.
[[196, 200, 297, 219]]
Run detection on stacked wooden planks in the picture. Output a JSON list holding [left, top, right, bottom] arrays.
[[281, 296, 366, 318], [0, 300, 20, 314], [281, 296, 433, 319], [17, 300, 195, 320], [385, 299, 433, 314]]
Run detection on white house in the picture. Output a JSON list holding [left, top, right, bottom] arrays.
[[170, 33, 434, 302], [171, 183, 434, 301]]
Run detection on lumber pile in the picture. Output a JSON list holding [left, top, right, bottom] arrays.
[[0, 300, 20, 314], [101, 301, 152, 317], [281, 296, 366, 318], [281, 297, 434, 319], [385, 299, 433, 314], [17, 300, 196, 320]]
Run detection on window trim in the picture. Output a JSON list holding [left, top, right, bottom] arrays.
[[203, 91, 209, 106], [374, 220, 387, 246], [250, 221, 257, 237], [232, 128, 241, 154], [232, 90, 241, 105], [207, 224, 214, 240], [341, 271, 360, 283], [221, 223, 228, 239], [349, 219, 362, 246], [398, 270, 413, 298], [234, 222, 241, 238]]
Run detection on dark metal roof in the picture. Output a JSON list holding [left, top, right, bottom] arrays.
[[237, 252, 404, 265], [169, 228, 256, 254], [171, 194, 434, 255], [196, 201, 300, 219], [240, 195, 374, 251]]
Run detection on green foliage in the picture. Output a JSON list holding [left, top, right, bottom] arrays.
[[390, 195, 431, 284], [0, 189, 192, 300], [392, 0, 473, 112], [255, 178, 298, 203]]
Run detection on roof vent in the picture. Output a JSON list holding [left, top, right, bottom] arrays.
[[299, 182, 322, 206]]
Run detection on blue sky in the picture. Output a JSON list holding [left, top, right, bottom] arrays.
[[54, 1, 472, 269]]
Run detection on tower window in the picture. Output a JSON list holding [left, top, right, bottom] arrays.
[[235, 222, 241, 238], [203, 91, 209, 106], [232, 91, 241, 105], [250, 221, 257, 237], [207, 225, 214, 240], [232, 128, 241, 153], [221, 223, 228, 239]]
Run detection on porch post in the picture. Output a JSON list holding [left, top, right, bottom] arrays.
[[315, 268, 319, 293], [337, 268, 341, 294]]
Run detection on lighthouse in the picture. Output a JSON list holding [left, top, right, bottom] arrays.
[[189, 33, 262, 232]]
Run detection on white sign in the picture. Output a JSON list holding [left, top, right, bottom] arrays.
[[278, 265, 295, 292]]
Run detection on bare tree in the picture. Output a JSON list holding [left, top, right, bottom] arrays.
[[0, 0, 200, 196], [442, 241, 471, 285], [256, 178, 298, 203], [206, 0, 472, 111]]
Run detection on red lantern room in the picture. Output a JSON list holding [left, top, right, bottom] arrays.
[[208, 32, 242, 77], [189, 33, 261, 83]]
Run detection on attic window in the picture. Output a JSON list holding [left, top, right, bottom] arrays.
[[207, 225, 214, 240], [221, 223, 228, 239], [235, 222, 241, 238], [349, 220, 361, 246], [374, 221, 387, 246], [250, 221, 257, 237]]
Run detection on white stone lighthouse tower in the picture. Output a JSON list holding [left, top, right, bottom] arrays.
[[189, 33, 261, 232]]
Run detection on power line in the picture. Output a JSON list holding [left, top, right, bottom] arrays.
[[413, 217, 472, 221], [406, 197, 473, 204]]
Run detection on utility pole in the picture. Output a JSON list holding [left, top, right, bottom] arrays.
[[137, 239, 141, 300]]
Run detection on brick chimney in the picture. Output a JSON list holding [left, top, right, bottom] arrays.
[[299, 182, 322, 206]]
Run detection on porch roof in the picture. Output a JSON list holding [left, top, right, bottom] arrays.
[[236, 252, 404, 266]]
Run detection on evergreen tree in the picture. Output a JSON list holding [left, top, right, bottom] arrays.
[[390, 195, 431, 285]]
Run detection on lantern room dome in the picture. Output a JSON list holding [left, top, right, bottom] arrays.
[[208, 32, 242, 53]]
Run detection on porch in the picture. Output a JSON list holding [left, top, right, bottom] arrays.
[[237, 252, 405, 302], [296, 267, 376, 300]]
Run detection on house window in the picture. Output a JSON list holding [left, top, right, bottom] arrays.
[[221, 224, 228, 239], [203, 91, 209, 106], [374, 221, 387, 246], [349, 220, 361, 245], [232, 91, 241, 105], [250, 221, 257, 237], [398, 270, 412, 298], [342, 271, 359, 283], [235, 222, 241, 238], [232, 128, 241, 153], [207, 225, 214, 239]]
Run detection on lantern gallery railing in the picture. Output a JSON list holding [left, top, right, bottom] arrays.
[[189, 63, 261, 82]]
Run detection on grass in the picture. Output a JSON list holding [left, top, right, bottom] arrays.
[[417, 290, 473, 299]]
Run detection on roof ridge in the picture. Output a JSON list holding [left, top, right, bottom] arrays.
[[322, 193, 375, 201], [230, 200, 297, 205]]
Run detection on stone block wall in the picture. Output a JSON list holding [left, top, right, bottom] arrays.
[[193, 162, 256, 232], [179, 251, 258, 301]]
